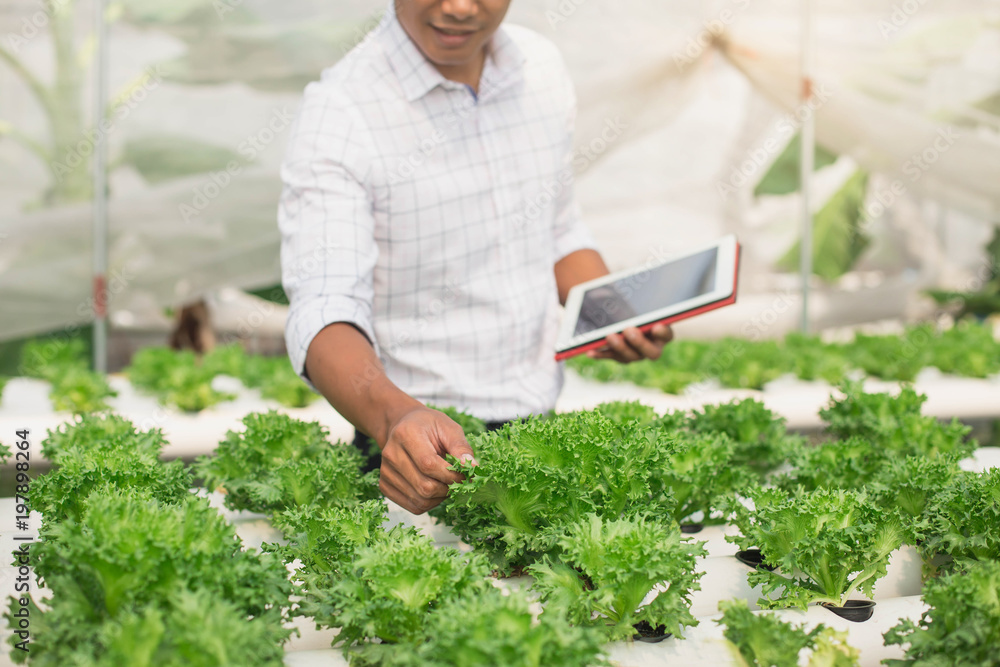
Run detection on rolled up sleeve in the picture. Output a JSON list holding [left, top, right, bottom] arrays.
[[279, 84, 378, 385]]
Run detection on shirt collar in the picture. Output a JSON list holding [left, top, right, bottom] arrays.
[[377, 3, 525, 103]]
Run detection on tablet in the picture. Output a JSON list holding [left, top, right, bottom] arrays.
[[555, 235, 740, 361]]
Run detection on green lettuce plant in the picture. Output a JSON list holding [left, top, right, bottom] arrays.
[[917, 468, 1000, 573], [884, 560, 1000, 666], [530, 513, 705, 641], [430, 411, 678, 573], [388, 589, 609, 667], [820, 381, 975, 460], [306, 530, 491, 648], [14, 490, 293, 665], [717, 599, 859, 667], [689, 399, 803, 478], [728, 487, 903, 609], [197, 411, 378, 513]]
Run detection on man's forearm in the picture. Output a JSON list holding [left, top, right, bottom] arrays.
[[554, 248, 610, 305], [304, 322, 422, 446]]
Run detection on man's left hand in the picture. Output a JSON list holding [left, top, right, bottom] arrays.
[[586, 323, 674, 363]]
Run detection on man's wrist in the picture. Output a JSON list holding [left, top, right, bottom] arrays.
[[368, 378, 423, 447]]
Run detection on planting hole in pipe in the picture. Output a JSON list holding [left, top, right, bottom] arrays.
[[632, 621, 671, 643], [734, 548, 777, 571], [821, 599, 875, 622]]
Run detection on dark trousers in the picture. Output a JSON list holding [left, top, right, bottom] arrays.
[[352, 420, 511, 474]]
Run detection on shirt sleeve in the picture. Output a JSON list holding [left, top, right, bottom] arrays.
[[551, 71, 598, 262], [279, 83, 379, 386]]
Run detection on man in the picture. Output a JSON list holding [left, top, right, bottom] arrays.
[[279, 0, 672, 515]]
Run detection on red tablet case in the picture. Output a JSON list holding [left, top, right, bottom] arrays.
[[555, 243, 741, 362]]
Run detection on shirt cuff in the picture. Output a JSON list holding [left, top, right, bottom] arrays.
[[285, 296, 378, 392], [553, 219, 599, 263]]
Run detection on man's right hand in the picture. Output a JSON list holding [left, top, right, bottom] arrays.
[[378, 407, 477, 515]]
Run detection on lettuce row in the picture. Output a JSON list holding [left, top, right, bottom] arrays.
[[196, 411, 380, 513], [19, 338, 117, 414], [8, 415, 294, 666], [268, 501, 607, 666], [126, 346, 234, 412], [568, 322, 1000, 392], [820, 381, 975, 460], [221, 410, 611, 666], [126, 344, 318, 411]]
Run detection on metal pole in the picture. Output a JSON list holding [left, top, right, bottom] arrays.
[[92, 0, 109, 372], [799, 0, 815, 333]]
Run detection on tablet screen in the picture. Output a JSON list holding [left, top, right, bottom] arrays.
[[574, 247, 719, 336]]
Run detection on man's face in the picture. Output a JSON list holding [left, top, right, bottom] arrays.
[[395, 0, 512, 70]]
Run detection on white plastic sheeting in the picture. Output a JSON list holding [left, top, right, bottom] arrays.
[[0, 0, 998, 340]]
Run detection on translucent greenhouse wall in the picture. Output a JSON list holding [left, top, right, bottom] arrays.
[[0, 0, 998, 342]]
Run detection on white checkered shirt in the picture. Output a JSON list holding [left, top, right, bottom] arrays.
[[279, 7, 596, 421]]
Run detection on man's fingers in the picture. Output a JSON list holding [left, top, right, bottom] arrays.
[[623, 327, 662, 360], [402, 437, 463, 487], [379, 463, 447, 515], [651, 323, 674, 343], [384, 437, 455, 491], [440, 429, 476, 468], [606, 332, 642, 362]]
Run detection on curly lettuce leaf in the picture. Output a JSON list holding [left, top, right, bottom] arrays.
[[306, 529, 491, 646], [381, 588, 609, 667], [41, 413, 168, 464], [918, 468, 1000, 572], [690, 399, 802, 478], [884, 560, 1000, 666], [717, 599, 859, 667], [430, 412, 678, 572], [197, 411, 377, 513], [530, 514, 705, 641], [731, 487, 903, 609]]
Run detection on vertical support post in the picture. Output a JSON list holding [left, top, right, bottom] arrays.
[[799, 0, 815, 333], [92, 0, 109, 372]]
